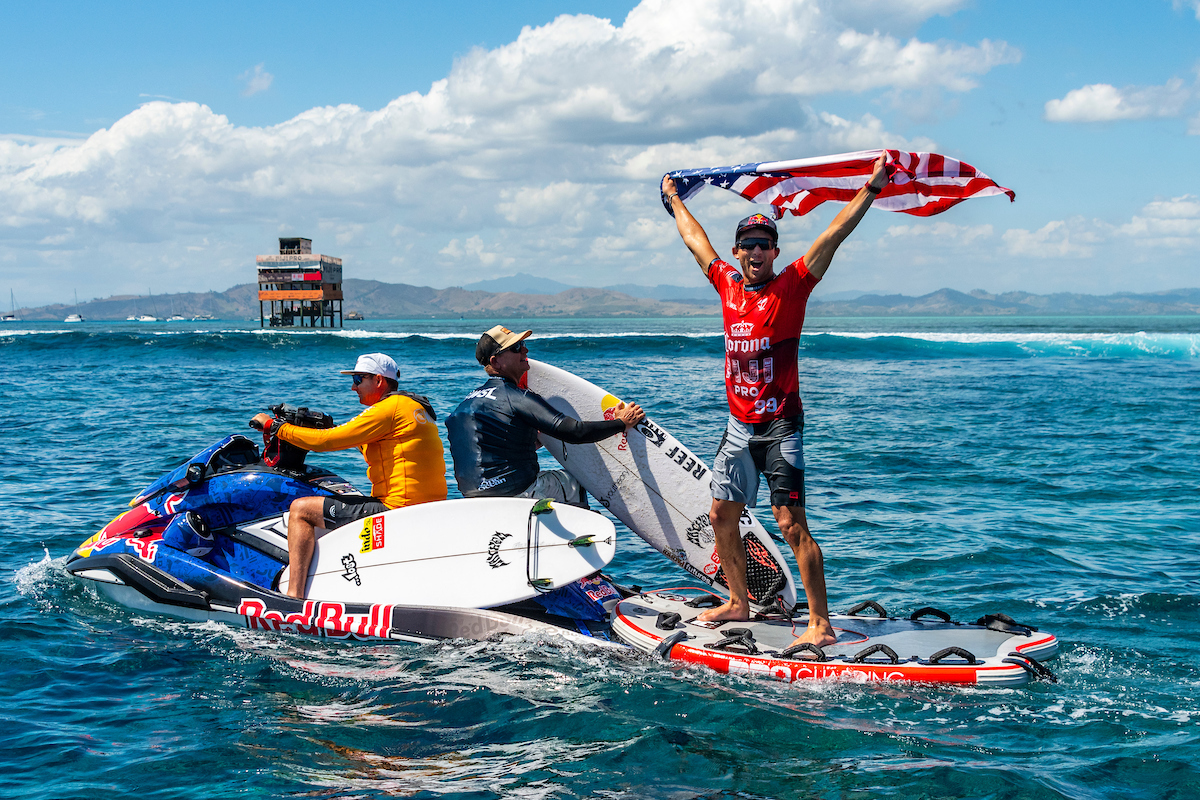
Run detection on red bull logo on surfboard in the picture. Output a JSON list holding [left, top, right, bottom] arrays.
[[601, 394, 628, 451]]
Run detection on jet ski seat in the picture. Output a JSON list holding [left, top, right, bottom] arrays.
[[206, 435, 260, 474]]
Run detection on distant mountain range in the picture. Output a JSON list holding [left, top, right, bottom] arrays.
[[11, 279, 1200, 320], [811, 287, 1200, 316], [454, 274, 1200, 314], [11, 279, 712, 321], [463, 272, 715, 304]]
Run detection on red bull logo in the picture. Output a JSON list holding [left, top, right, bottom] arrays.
[[601, 394, 629, 452], [238, 598, 395, 640], [77, 503, 164, 557], [580, 575, 619, 602], [129, 531, 164, 562], [163, 491, 188, 515], [78, 528, 125, 557]]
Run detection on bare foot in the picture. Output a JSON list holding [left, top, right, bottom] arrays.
[[696, 599, 750, 623], [786, 623, 837, 649]]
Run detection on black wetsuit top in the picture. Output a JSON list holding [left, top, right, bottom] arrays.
[[446, 375, 625, 497]]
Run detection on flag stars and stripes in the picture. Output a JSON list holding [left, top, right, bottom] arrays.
[[661, 149, 1013, 219]]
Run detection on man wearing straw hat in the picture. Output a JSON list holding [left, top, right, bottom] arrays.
[[447, 325, 644, 504]]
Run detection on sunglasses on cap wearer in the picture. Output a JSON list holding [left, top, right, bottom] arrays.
[[351, 373, 376, 386], [736, 237, 776, 252], [496, 342, 528, 357]]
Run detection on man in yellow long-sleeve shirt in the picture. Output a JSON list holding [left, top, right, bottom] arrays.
[[251, 353, 447, 598]]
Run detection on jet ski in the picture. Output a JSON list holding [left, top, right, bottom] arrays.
[[65, 404, 629, 646]]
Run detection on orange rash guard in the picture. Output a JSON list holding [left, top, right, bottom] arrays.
[[276, 393, 448, 509]]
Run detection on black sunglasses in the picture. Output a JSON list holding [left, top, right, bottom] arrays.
[[737, 237, 776, 252], [497, 342, 528, 357], [352, 373, 374, 386]]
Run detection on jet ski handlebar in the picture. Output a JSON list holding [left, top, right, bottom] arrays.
[[252, 403, 336, 470]]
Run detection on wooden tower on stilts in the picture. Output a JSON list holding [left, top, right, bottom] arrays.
[[257, 238, 343, 328]]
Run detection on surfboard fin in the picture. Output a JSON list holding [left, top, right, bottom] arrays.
[[568, 534, 596, 548], [526, 499, 556, 592]]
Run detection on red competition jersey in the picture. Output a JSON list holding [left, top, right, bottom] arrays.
[[707, 257, 820, 423]]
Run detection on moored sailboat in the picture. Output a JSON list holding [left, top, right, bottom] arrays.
[[65, 290, 85, 323]]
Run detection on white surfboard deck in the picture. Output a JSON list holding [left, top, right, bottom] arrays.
[[526, 359, 797, 609], [278, 497, 616, 608]]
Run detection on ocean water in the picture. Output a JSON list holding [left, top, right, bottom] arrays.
[[1, 316, 1197, 799]]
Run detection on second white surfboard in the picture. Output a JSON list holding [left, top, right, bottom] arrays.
[[527, 359, 797, 609]]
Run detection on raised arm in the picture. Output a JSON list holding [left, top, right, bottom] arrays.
[[662, 175, 720, 277], [803, 153, 890, 281]]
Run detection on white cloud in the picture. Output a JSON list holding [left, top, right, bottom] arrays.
[[1172, 1, 1200, 21], [587, 215, 680, 264], [1002, 220, 1099, 259], [321, 220, 365, 246], [1044, 78, 1190, 122], [0, 133, 84, 148], [823, 0, 969, 35], [1000, 196, 1200, 263], [886, 220, 994, 245], [617, 117, 933, 184], [762, 33, 1015, 95], [1138, 195, 1200, 220], [38, 230, 74, 246], [439, 235, 512, 268], [239, 64, 274, 97], [1, 0, 1022, 301], [496, 181, 598, 229], [1118, 195, 1200, 248]]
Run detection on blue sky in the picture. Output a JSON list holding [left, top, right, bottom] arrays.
[[3, 0, 1199, 306]]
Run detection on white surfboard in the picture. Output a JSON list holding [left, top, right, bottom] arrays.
[[278, 497, 616, 608], [526, 359, 797, 609]]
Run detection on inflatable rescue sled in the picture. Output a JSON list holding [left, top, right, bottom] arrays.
[[613, 589, 1058, 686]]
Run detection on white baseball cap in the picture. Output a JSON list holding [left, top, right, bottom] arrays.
[[339, 353, 399, 381]]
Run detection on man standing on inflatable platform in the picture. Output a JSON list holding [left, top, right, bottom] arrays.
[[447, 325, 645, 504], [251, 353, 448, 599], [662, 153, 889, 648]]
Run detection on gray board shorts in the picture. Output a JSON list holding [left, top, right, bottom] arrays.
[[711, 413, 805, 508], [520, 469, 587, 507]]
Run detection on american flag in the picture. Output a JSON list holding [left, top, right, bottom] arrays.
[[662, 149, 1014, 219]]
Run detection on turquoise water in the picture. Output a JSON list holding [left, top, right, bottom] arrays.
[[2, 317, 1198, 799]]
